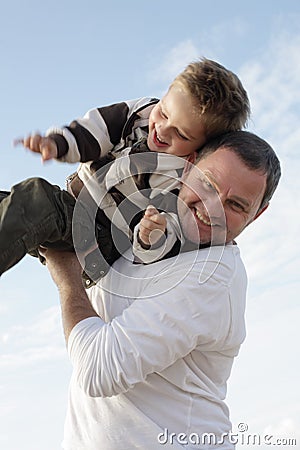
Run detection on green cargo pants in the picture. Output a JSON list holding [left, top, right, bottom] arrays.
[[0, 177, 120, 286]]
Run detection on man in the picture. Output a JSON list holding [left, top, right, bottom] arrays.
[[41, 131, 281, 449]]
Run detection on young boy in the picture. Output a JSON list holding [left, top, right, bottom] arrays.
[[0, 58, 250, 286]]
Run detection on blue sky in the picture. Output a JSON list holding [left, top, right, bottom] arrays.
[[1, 1, 300, 449]]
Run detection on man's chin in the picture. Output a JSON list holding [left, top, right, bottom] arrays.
[[183, 233, 227, 251]]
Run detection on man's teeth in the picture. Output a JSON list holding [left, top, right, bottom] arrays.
[[195, 209, 211, 226]]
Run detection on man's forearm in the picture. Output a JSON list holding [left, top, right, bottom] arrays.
[[38, 247, 100, 343], [58, 284, 99, 343]]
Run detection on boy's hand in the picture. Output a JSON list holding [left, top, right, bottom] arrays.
[[14, 134, 58, 161], [138, 205, 167, 248]]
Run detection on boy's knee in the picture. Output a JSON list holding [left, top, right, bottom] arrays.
[[10, 177, 73, 227], [16, 177, 59, 198]]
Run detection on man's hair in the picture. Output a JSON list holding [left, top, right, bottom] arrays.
[[196, 130, 281, 211], [173, 57, 250, 138]]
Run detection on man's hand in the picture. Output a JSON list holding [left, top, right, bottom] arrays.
[[14, 134, 58, 162], [138, 205, 167, 248]]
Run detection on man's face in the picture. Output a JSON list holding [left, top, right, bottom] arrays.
[[177, 148, 268, 245], [147, 83, 207, 157]]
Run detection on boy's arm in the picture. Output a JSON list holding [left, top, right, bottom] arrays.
[[17, 104, 126, 164], [133, 206, 179, 264], [46, 98, 154, 163], [138, 206, 167, 248], [45, 106, 117, 163], [16, 98, 154, 164]]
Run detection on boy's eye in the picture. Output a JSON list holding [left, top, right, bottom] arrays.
[[160, 106, 189, 140], [160, 109, 168, 119], [177, 130, 188, 140]]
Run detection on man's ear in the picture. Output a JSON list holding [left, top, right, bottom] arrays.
[[252, 202, 269, 223]]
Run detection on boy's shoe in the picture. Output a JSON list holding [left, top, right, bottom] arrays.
[[0, 191, 9, 202]]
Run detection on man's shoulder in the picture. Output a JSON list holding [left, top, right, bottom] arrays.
[[178, 243, 241, 265], [164, 244, 245, 286]]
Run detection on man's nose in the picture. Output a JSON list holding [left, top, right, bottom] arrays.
[[203, 191, 225, 222]]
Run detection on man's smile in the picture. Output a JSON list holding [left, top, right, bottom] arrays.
[[194, 207, 212, 226]]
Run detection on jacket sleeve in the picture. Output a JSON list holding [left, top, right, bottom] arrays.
[[46, 101, 129, 163], [46, 97, 156, 163]]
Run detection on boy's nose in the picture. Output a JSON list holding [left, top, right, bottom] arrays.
[[159, 121, 171, 136]]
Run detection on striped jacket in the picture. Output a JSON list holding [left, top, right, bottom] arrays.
[[47, 97, 186, 266]]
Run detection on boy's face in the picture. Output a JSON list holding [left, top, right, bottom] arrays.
[[147, 84, 207, 157]]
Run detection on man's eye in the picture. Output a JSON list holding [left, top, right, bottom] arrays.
[[201, 178, 214, 190], [230, 201, 244, 212]]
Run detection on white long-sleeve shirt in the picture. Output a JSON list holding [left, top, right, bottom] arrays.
[[63, 244, 247, 450]]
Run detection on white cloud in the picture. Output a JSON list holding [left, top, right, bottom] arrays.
[[240, 31, 300, 143], [237, 183, 300, 287], [230, 28, 300, 291], [148, 39, 200, 87], [226, 27, 300, 447], [264, 417, 300, 441], [0, 306, 66, 369], [228, 286, 300, 450]]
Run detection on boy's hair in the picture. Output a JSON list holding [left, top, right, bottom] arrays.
[[196, 130, 281, 211], [173, 57, 250, 138]]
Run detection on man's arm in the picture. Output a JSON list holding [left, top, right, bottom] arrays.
[[39, 247, 99, 343], [41, 246, 241, 399]]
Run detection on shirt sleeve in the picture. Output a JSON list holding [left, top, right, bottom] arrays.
[[67, 259, 236, 398]]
